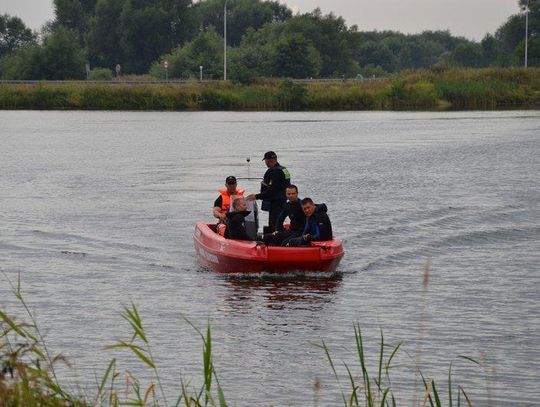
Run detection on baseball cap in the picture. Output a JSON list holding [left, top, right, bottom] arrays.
[[262, 151, 277, 160], [225, 175, 237, 185]]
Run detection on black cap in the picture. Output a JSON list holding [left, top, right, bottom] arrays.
[[225, 175, 237, 185], [262, 151, 277, 160]]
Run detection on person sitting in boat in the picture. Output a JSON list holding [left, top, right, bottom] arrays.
[[286, 198, 333, 247], [213, 175, 244, 236], [224, 197, 255, 241], [263, 184, 306, 246]]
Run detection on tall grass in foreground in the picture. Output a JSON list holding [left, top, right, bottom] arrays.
[[318, 323, 480, 407], [317, 256, 481, 407], [2, 270, 486, 406], [1, 274, 226, 407]]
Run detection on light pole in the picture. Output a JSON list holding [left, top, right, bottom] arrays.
[[524, 0, 530, 68], [200, 65, 203, 82], [164, 60, 169, 82], [224, 0, 228, 81]]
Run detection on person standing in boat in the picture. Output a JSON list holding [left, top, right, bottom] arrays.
[[213, 176, 244, 236], [286, 198, 333, 247], [224, 198, 254, 241], [246, 151, 290, 233], [263, 184, 305, 246]]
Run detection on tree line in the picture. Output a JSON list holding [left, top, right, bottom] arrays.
[[0, 0, 538, 81]]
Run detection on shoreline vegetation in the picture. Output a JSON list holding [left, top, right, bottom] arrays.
[[2, 270, 485, 407], [1, 67, 539, 112]]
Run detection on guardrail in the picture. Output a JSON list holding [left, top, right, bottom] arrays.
[[0, 79, 192, 84], [0, 77, 385, 85]]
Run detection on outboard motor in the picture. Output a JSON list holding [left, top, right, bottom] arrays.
[[245, 200, 259, 240]]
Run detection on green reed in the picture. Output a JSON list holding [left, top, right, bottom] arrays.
[[317, 256, 482, 407], [0, 274, 79, 406], [318, 325, 480, 407], [1, 67, 539, 111], [1, 273, 227, 407], [1, 270, 490, 406]]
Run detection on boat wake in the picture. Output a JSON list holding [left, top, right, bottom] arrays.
[[217, 270, 342, 281]]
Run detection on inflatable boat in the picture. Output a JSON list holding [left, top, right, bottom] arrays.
[[193, 221, 344, 274]]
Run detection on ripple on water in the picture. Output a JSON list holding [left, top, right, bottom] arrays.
[[1, 110, 539, 406]]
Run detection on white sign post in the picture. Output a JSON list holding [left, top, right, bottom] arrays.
[[164, 60, 169, 82]]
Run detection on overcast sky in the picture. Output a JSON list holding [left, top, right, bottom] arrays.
[[1, 0, 521, 41]]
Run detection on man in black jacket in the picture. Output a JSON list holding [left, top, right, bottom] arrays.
[[246, 151, 291, 233], [263, 185, 305, 246], [224, 198, 254, 241], [286, 198, 333, 247]]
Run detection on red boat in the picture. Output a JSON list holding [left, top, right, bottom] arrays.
[[193, 221, 345, 274]]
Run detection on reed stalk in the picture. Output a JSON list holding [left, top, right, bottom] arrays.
[[1, 273, 489, 406], [1, 67, 538, 111]]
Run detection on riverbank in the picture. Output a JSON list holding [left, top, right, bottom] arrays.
[[1, 67, 539, 111]]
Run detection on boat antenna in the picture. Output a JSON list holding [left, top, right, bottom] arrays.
[[236, 157, 262, 180]]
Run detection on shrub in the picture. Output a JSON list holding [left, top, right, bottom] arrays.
[[88, 68, 114, 81], [276, 79, 308, 110]]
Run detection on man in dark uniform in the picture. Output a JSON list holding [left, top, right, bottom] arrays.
[[246, 151, 291, 233], [263, 185, 305, 246]]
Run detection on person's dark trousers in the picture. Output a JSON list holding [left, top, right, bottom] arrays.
[[266, 203, 283, 233], [280, 231, 301, 246], [285, 236, 310, 247], [263, 230, 298, 246]]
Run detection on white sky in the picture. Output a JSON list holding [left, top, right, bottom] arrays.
[[1, 0, 521, 41]]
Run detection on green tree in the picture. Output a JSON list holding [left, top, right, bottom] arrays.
[[398, 40, 444, 69], [281, 9, 357, 76], [53, 0, 86, 45], [228, 26, 274, 81], [86, 0, 194, 74], [150, 27, 223, 79], [41, 26, 87, 79], [448, 43, 485, 67], [86, 0, 125, 70], [355, 41, 396, 72], [495, 14, 526, 65], [520, 0, 540, 65], [0, 14, 36, 58], [419, 30, 467, 50], [0, 27, 86, 79], [481, 33, 499, 65], [0, 45, 42, 79], [271, 32, 321, 78], [194, 0, 291, 46]]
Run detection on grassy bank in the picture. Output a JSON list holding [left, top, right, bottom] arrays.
[[1, 67, 539, 111]]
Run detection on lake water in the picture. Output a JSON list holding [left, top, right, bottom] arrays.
[[1, 110, 539, 405]]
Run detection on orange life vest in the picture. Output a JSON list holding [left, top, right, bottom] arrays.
[[216, 187, 244, 237], [218, 187, 245, 214]]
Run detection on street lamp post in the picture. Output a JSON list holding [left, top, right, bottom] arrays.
[[164, 60, 169, 82], [224, 0, 228, 81], [524, 0, 530, 68], [200, 65, 203, 82]]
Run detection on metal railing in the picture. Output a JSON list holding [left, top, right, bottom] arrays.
[[0, 77, 385, 85]]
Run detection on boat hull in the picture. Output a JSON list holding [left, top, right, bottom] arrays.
[[193, 222, 344, 274]]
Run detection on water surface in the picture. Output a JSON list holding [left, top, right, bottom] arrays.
[[1, 110, 539, 405]]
